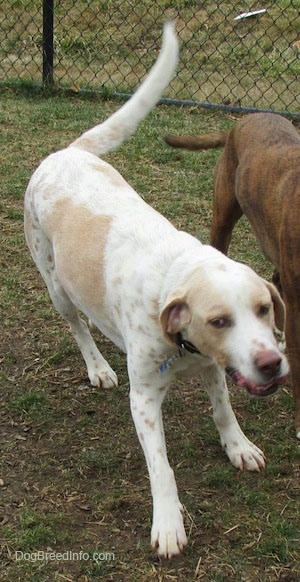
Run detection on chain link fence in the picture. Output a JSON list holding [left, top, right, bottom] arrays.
[[1, 1, 299, 116]]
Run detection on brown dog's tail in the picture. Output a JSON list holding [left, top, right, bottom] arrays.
[[164, 131, 229, 151]]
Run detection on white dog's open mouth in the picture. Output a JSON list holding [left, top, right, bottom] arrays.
[[226, 368, 288, 397]]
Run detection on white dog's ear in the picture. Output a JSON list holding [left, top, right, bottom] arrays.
[[264, 280, 286, 331], [159, 293, 191, 346]]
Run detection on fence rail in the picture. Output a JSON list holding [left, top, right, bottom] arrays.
[[1, 1, 299, 117]]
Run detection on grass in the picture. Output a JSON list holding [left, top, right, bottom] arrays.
[[1, 83, 300, 582]]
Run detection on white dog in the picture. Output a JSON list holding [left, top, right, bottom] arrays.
[[24, 22, 289, 558]]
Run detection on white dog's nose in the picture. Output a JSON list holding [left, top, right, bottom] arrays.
[[255, 350, 282, 379]]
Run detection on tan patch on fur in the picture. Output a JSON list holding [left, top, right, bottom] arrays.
[[45, 199, 112, 312], [94, 160, 129, 188], [159, 267, 232, 365], [41, 184, 59, 201], [70, 147, 127, 188], [145, 419, 155, 430]]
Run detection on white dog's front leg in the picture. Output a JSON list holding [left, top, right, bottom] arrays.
[[128, 368, 187, 557], [203, 365, 266, 471]]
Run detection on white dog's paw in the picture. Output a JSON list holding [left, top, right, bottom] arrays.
[[151, 502, 187, 558], [223, 436, 266, 472], [88, 365, 118, 388]]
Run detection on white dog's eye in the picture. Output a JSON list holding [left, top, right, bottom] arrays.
[[258, 304, 270, 317], [209, 317, 231, 329]]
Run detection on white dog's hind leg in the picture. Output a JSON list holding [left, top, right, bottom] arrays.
[[67, 313, 118, 388], [50, 286, 117, 387], [51, 285, 117, 387], [203, 365, 265, 471], [27, 237, 117, 388]]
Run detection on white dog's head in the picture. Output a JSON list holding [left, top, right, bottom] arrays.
[[160, 257, 289, 396]]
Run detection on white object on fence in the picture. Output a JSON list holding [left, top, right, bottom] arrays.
[[234, 9, 267, 21]]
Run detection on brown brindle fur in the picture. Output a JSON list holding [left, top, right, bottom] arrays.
[[165, 112, 300, 438]]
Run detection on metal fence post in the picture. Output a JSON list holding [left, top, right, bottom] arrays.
[[43, 0, 54, 86]]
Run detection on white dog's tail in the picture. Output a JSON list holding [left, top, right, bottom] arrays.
[[69, 22, 179, 156]]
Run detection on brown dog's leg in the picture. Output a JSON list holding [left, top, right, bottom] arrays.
[[282, 301, 300, 438], [210, 150, 243, 254], [280, 204, 300, 437], [281, 259, 300, 438]]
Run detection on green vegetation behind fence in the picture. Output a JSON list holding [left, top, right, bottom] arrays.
[[1, 1, 300, 115]]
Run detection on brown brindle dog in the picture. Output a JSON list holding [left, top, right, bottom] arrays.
[[165, 112, 300, 439]]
